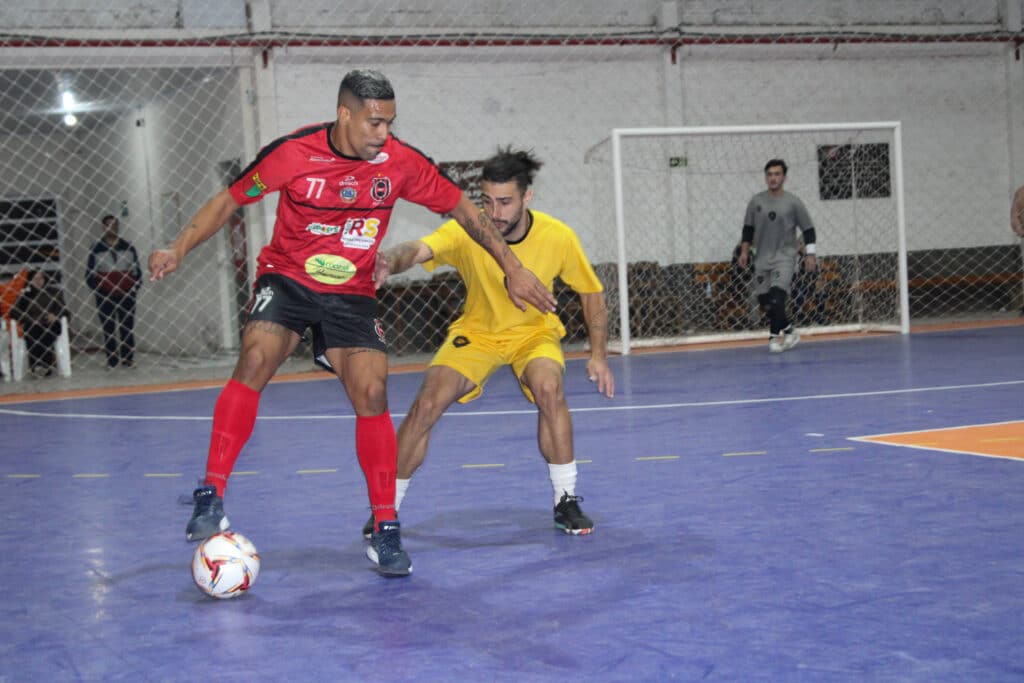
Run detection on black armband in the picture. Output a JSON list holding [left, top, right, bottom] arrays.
[[802, 227, 816, 246], [741, 225, 754, 244]]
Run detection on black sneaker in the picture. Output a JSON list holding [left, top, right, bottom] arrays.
[[554, 492, 594, 535], [185, 485, 230, 542], [361, 513, 375, 540], [366, 520, 412, 577]]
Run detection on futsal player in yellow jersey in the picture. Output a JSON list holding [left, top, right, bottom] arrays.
[[370, 147, 615, 536]]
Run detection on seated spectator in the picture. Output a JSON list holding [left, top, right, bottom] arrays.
[[11, 270, 68, 377]]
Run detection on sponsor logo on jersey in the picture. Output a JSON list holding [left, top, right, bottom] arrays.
[[341, 217, 380, 250], [768, 211, 777, 221], [371, 176, 392, 202], [369, 152, 389, 165], [306, 222, 342, 236], [308, 155, 335, 163], [452, 335, 470, 348], [340, 187, 357, 203], [339, 176, 358, 186], [374, 319, 386, 343], [305, 254, 357, 285], [245, 172, 268, 198]]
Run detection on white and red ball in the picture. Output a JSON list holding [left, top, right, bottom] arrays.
[[191, 531, 260, 599]]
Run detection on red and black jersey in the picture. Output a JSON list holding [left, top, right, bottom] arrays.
[[228, 123, 462, 297]]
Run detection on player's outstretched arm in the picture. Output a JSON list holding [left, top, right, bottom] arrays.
[[448, 194, 556, 313], [149, 189, 240, 281], [580, 291, 614, 398], [376, 240, 433, 287]]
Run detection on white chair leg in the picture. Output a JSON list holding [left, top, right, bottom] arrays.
[[0, 323, 10, 382], [55, 316, 72, 377], [10, 319, 25, 382]]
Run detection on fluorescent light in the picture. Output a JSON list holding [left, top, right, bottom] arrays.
[[61, 90, 75, 110], [63, 113, 77, 126]]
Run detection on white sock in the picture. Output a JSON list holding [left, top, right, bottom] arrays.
[[548, 461, 577, 506], [395, 478, 410, 512]]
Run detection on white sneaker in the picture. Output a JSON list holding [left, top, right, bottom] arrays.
[[782, 327, 800, 351], [768, 335, 783, 353]]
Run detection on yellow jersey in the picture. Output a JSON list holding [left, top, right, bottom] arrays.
[[421, 210, 603, 336]]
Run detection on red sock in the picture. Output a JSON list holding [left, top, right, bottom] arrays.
[[204, 380, 260, 497], [356, 412, 397, 527]]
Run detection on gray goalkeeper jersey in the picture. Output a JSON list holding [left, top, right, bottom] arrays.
[[743, 190, 814, 269]]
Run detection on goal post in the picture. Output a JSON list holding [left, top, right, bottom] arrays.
[[599, 121, 909, 354]]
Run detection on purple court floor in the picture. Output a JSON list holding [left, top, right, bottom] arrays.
[[1, 325, 1023, 681]]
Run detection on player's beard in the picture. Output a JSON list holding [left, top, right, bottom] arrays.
[[494, 213, 522, 238]]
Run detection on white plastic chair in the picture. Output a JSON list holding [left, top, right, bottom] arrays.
[[5, 316, 71, 381]]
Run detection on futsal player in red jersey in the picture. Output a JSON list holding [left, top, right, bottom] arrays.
[[148, 69, 556, 577]]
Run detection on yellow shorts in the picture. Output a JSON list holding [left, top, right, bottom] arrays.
[[430, 327, 565, 404]]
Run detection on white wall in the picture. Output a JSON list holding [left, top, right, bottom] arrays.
[[262, 40, 1019, 268]]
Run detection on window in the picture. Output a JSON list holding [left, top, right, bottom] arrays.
[[817, 143, 891, 200], [0, 197, 63, 281]]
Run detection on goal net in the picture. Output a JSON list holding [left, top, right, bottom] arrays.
[[584, 123, 909, 353]]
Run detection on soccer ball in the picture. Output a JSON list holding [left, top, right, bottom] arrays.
[[191, 531, 260, 599]]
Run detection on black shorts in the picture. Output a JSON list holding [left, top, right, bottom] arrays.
[[246, 273, 387, 354]]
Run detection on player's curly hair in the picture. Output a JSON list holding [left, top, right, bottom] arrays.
[[337, 69, 395, 107], [481, 146, 544, 193], [764, 158, 788, 174]]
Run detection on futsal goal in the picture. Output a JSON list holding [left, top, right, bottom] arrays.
[[583, 122, 909, 354]]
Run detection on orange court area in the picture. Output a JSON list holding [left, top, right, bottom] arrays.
[[853, 421, 1024, 461]]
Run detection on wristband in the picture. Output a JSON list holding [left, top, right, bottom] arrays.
[[804, 244, 816, 255]]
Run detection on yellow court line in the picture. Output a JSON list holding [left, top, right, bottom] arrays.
[[723, 451, 766, 457], [233, 471, 259, 475], [462, 463, 505, 469], [980, 437, 1022, 443], [144, 473, 183, 478], [6, 474, 40, 479], [296, 468, 338, 475], [73, 473, 110, 478], [576, 459, 592, 464], [636, 455, 680, 461], [810, 447, 855, 453]]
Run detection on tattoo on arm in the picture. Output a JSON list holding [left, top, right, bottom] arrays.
[[389, 242, 421, 274]]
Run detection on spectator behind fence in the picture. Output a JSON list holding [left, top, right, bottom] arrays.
[[11, 269, 67, 377], [86, 215, 142, 368]]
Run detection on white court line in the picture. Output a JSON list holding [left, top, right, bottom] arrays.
[[0, 379, 1020, 422]]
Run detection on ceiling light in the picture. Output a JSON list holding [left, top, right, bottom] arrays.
[[63, 113, 77, 126], [61, 90, 75, 110]]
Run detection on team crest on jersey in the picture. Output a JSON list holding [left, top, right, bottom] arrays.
[[371, 176, 392, 202], [340, 187, 357, 202], [244, 172, 268, 198], [768, 211, 777, 221]]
